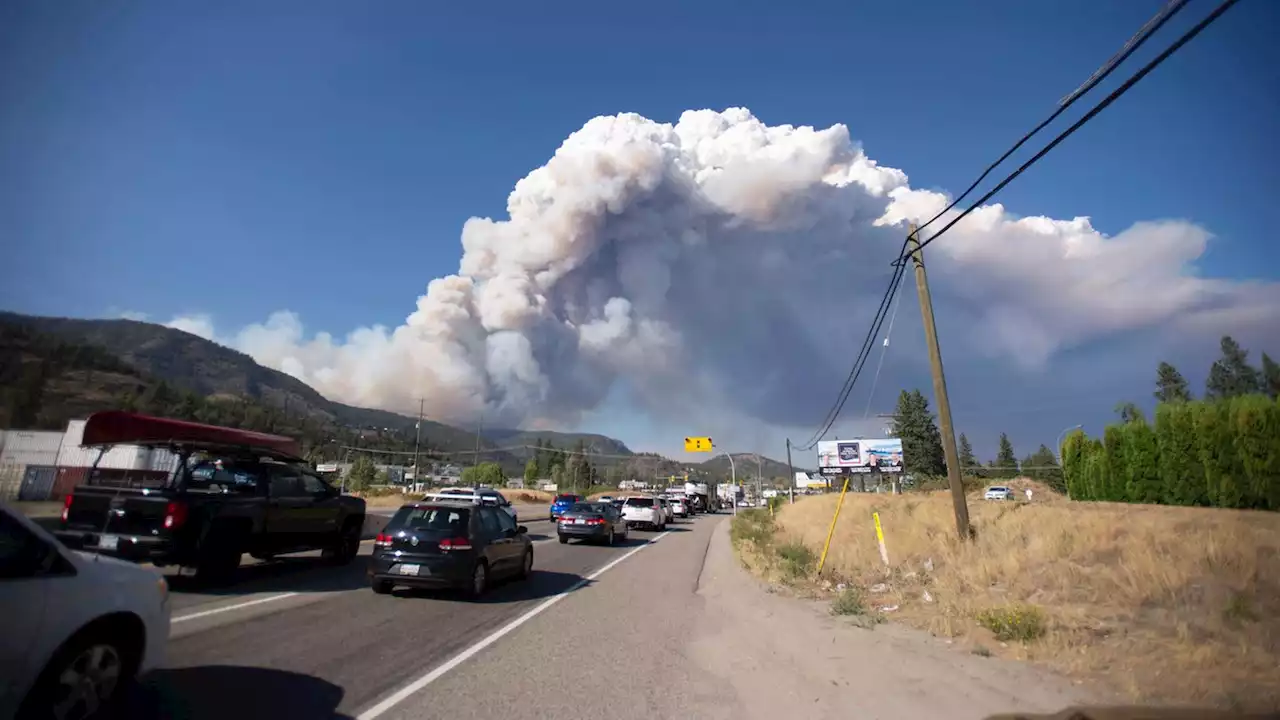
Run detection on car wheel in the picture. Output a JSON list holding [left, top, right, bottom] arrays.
[[606, 528, 615, 546], [20, 622, 138, 720], [464, 562, 488, 600], [558, 534, 568, 544], [518, 549, 533, 580], [371, 579, 393, 595]]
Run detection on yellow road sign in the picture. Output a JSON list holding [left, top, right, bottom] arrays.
[[684, 436, 713, 452]]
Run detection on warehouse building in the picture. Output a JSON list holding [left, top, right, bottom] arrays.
[[0, 419, 178, 502]]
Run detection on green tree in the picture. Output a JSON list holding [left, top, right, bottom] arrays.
[[1154, 401, 1207, 506], [891, 389, 945, 476], [957, 433, 977, 468], [1023, 444, 1063, 492], [460, 461, 505, 487], [1114, 401, 1144, 424], [346, 455, 377, 493], [1205, 335, 1261, 400], [523, 458, 538, 484], [1261, 353, 1280, 400], [1154, 361, 1192, 403], [994, 433, 1018, 478]]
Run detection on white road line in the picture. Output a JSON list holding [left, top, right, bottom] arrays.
[[172, 592, 300, 624], [356, 535, 664, 720]]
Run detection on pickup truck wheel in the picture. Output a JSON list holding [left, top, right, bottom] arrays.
[[323, 520, 361, 566], [193, 530, 242, 586]]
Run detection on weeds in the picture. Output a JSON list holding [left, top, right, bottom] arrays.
[[831, 587, 868, 616], [976, 604, 1047, 643], [776, 541, 816, 582]]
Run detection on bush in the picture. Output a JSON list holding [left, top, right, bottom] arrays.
[[775, 540, 816, 582], [830, 587, 869, 616], [730, 508, 775, 550], [976, 604, 1047, 642], [1063, 396, 1280, 511]]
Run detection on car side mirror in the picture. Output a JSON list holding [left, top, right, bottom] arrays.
[[516, 525, 528, 535]]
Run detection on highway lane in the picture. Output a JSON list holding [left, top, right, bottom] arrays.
[[121, 516, 708, 719]]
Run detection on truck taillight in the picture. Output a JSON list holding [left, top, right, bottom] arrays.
[[61, 494, 74, 523], [374, 533, 393, 548], [163, 501, 188, 530], [439, 537, 472, 551]]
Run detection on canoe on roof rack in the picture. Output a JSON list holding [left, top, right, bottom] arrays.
[[80, 410, 303, 460]]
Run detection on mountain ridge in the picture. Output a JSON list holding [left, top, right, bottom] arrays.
[[0, 311, 800, 476]]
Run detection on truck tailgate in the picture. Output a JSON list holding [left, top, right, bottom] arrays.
[[63, 487, 174, 537]]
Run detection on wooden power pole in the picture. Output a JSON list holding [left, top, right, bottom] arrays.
[[412, 398, 424, 487], [907, 222, 971, 540]]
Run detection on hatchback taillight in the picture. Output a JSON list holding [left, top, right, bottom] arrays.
[[439, 537, 473, 551], [374, 533, 394, 548], [163, 501, 188, 530], [61, 494, 74, 523]]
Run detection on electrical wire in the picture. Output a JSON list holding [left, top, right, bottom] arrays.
[[788, 0, 1232, 454], [792, 247, 911, 451], [894, 0, 1242, 265], [863, 267, 907, 419], [913, 0, 1191, 239]]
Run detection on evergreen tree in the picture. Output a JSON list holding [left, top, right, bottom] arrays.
[[1205, 335, 1261, 400], [1262, 353, 1280, 400], [1154, 361, 1192, 403], [995, 433, 1018, 478], [957, 433, 977, 468], [523, 458, 538, 483], [1114, 401, 1144, 424], [891, 389, 946, 476], [1024, 443, 1064, 492]]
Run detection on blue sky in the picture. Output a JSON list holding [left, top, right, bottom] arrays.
[[2, 0, 1277, 463]]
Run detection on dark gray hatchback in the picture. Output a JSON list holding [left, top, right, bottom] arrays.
[[368, 500, 533, 598]]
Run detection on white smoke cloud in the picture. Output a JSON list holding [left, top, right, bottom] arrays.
[[161, 108, 1280, 432]]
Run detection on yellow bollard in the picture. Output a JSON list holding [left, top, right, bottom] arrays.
[[816, 477, 850, 575]]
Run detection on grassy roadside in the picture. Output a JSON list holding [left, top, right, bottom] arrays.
[[729, 488, 1279, 712]]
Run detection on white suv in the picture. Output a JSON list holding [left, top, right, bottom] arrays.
[[0, 502, 171, 719], [621, 496, 666, 531]]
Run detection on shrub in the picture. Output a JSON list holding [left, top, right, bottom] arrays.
[[976, 604, 1047, 642], [830, 587, 868, 616], [775, 540, 816, 582], [730, 508, 776, 551]]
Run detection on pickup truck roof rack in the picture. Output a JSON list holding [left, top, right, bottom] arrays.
[[81, 410, 304, 461]]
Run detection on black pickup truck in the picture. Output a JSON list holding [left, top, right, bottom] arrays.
[[56, 454, 366, 584]]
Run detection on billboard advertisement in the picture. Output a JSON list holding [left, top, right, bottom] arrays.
[[816, 438, 904, 475]]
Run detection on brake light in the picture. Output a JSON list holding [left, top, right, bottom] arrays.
[[374, 533, 394, 548], [162, 501, 188, 530], [585, 518, 606, 526], [61, 494, 74, 523], [438, 537, 473, 551]]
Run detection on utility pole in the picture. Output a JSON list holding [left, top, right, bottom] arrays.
[[785, 438, 795, 504], [411, 398, 424, 489], [907, 222, 971, 540]]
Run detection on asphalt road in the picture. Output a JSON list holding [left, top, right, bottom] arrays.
[[117, 511, 723, 719]]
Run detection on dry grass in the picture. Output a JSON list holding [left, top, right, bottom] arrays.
[[751, 491, 1280, 712]]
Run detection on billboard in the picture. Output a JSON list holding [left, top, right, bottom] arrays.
[[816, 438, 904, 475]]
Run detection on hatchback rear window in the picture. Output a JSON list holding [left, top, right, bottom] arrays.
[[391, 506, 470, 533], [625, 498, 654, 507]]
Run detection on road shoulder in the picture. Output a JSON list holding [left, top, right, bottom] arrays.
[[687, 520, 1101, 720]]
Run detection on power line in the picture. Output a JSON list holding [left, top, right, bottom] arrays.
[[913, 0, 1191, 239], [863, 267, 907, 419], [895, 0, 1242, 264], [794, 253, 911, 451], [790, 0, 1226, 454]]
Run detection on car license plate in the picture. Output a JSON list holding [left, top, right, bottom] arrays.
[[398, 564, 422, 576], [98, 534, 120, 551]]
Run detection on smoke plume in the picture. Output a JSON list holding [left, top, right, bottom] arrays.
[[166, 108, 1280, 433]]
